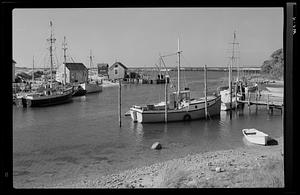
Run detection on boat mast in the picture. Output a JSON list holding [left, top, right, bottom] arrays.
[[89, 49, 94, 81], [229, 31, 238, 109], [177, 38, 181, 94], [62, 36, 68, 85], [204, 65, 208, 119], [231, 31, 239, 81], [89, 49, 93, 69], [32, 56, 34, 82], [47, 21, 56, 87]]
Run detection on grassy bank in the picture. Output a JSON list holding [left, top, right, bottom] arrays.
[[50, 137, 284, 188]]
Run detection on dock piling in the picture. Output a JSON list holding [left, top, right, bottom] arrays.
[[165, 75, 168, 123], [267, 94, 269, 112], [204, 65, 208, 119], [118, 79, 122, 127]]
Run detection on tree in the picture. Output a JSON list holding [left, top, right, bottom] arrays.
[[260, 48, 283, 79]]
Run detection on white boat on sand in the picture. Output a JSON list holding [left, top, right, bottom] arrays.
[[242, 128, 270, 146]]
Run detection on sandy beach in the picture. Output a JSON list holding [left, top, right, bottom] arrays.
[[101, 80, 119, 88], [43, 136, 284, 188]]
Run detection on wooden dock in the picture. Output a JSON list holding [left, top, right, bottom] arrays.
[[237, 91, 284, 113]]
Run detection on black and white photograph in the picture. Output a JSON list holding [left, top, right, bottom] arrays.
[[4, 3, 295, 190]]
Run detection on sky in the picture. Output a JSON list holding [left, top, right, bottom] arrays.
[[13, 8, 283, 69]]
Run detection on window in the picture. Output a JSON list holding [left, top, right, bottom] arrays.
[[115, 69, 118, 75]]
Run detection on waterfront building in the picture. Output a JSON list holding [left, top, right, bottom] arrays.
[[12, 59, 16, 82], [97, 63, 109, 76], [108, 62, 128, 81], [56, 62, 88, 84]]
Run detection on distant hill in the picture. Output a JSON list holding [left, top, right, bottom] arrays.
[[260, 48, 283, 80]]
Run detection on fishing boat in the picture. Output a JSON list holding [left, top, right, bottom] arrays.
[[130, 39, 221, 123], [80, 81, 102, 94], [16, 21, 73, 107], [80, 50, 103, 93], [219, 32, 242, 111], [72, 84, 87, 96], [130, 92, 221, 123], [18, 86, 73, 107], [220, 89, 239, 111], [242, 128, 270, 146]]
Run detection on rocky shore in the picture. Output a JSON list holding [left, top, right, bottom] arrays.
[[50, 137, 284, 188]]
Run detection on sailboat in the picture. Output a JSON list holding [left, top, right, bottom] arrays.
[[129, 39, 221, 123], [220, 31, 242, 111], [80, 50, 102, 93], [16, 21, 73, 108]]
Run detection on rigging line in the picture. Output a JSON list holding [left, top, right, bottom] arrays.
[[180, 54, 191, 89], [36, 50, 46, 69], [160, 55, 176, 92], [181, 57, 188, 89], [54, 51, 60, 69]]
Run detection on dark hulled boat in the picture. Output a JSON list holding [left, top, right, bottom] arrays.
[[18, 87, 73, 107], [72, 85, 87, 97]]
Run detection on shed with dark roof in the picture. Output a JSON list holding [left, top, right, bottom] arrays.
[[12, 59, 16, 82], [56, 62, 88, 84], [108, 62, 128, 80], [97, 63, 109, 76]]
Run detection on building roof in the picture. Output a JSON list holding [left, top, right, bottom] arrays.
[[65, 63, 87, 71], [97, 63, 109, 68], [109, 62, 128, 70], [97, 63, 109, 66]]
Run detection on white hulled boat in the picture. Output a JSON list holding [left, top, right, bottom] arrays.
[[220, 89, 238, 111], [80, 50, 103, 93], [130, 92, 221, 123], [242, 128, 270, 146], [130, 39, 221, 123], [80, 81, 102, 94], [220, 32, 242, 111]]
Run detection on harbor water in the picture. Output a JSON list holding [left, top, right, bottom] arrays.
[[12, 71, 283, 187]]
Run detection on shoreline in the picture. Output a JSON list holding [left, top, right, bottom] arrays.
[[35, 136, 284, 188]]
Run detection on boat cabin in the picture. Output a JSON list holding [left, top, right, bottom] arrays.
[[169, 90, 191, 109]]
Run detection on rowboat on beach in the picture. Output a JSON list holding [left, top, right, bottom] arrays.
[[242, 128, 270, 146]]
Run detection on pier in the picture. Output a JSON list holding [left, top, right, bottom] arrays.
[[128, 66, 261, 72], [237, 91, 284, 113]]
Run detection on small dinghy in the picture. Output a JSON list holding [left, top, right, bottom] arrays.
[[242, 128, 270, 146]]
